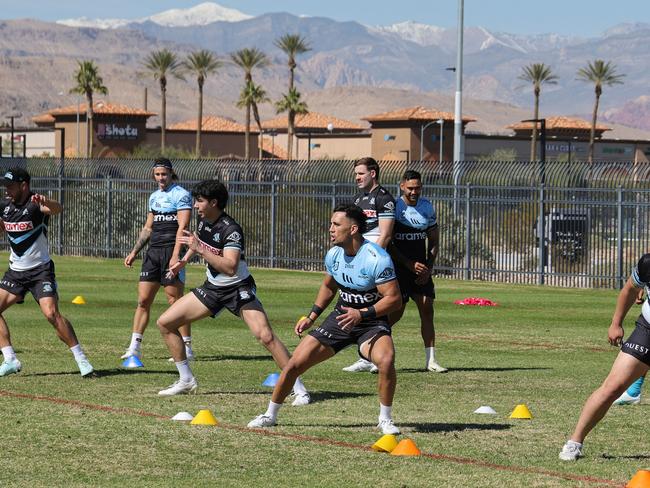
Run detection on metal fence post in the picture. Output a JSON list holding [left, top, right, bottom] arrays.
[[270, 180, 276, 268], [464, 184, 472, 280], [57, 157, 64, 255], [331, 180, 337, 210], [537, 184, 545, 285], [106, 177, 113, 258], [617, 186, 624, 289]]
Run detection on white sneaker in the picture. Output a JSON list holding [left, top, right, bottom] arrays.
[[426, 361, 448, 373], [120, 349, 141, 360], [158, 378, 198, 396], [613, 390, 641, 405], [168, 347, 195, 362], [247, 414, 276, 428], [559, 440, 583, 461], [377, 418, 401, 435], [291, 392, 311, 406], [0, 358, 22, 376], [343, 358, 375, 372]]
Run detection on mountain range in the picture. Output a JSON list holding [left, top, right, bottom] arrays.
[[1, 2, 648, 138]]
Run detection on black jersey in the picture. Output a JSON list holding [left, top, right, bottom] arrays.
[[353, 185, 395, 243], [196, 212, 251, 287], [148, 183, 192, 248], [0, 194, 51, 271]]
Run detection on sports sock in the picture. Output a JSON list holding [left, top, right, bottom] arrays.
[[293, 377, 308, 395], [174, 360, 194, 382], [182, 336, 192, 346], [70, 344, 87, 362], [379, 403, 392, 421], [627, 376, 645, 397], [264, 401, 282, 420], [129, 333, 143, 351], [566, 440, 583, 448], [1, 346, 16, 361], [425, 347, 436, 364]]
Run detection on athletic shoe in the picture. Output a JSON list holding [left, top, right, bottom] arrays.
[[559, 440, 583, 461], [291, 392, 311, 406], [343, 358, 375, 372], [158, 378, 198, 396], [167, 347, 195, 362], [120, 349, 141, 360], [0, 358, 22, 377], [613, 390, 641, 405], [426, 361, 448, 373], [377, 418, 401, 435], [77, 358, 94, 377], [247, 414, 276, 428]]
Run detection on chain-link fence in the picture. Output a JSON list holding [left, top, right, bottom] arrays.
[[1, 157, 650, 288]]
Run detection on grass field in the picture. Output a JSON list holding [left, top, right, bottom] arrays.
[[0, 254, 647, 487]]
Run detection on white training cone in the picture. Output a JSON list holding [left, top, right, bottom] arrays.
[[171, 411, 194, 421], [474, 405, 497, 414]]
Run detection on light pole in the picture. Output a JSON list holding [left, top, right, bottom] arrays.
[[419, 119, 439, 161], [437, 119, 444, 161], [453, 0, 464, 162], [5, 114, 22, 158]]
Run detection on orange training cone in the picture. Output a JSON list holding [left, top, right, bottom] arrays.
[[390, 439, 421, 456], [190, 409, 218, 426], [509, 404, 533, 419], [627, 470, 650, 488], [372, 434, 398, 453]]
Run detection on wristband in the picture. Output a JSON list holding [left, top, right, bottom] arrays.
[[310, 304, 324, 318], [360, 305, 377, 320]]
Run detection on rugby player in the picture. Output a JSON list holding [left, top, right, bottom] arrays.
[[559, 254, 650, 460], [343, 157, 396, 373], [121, 158, 194, 361], [389, 170, 447, 372], [155, 179, 309, 404], [248, 204, 402, 434], [0, 167, 94, 377]]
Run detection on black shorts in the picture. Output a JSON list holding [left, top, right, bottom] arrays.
[[621, 315, 650, 366], [309, 308, 392, 358], [140, 246, 185, 286], [192, 275, 258, 317], [397, 268, 435, 304], [0, 260, 58, 303]]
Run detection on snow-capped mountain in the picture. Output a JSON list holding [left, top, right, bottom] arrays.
[[369, 21, 446, 46], [57, 2, 251, 29]]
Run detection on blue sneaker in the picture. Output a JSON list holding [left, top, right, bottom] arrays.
[[0, 358, 22, 376], [77, 358, 94, 377]]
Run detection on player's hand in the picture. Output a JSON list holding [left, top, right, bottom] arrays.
[[166, 260, 186, 280], [608, 323, 624, 346], [30, 193, 46, 205], [635, 289, 645, 305], [413, 261, 428, 276], [124, 252, 136, 268], [295, 316, 313, 337], [337, 306, 362, 331], [178, 230, 200, 252]]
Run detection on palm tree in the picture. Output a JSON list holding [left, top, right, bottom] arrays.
[[231, 48, 269, 158], [236, 81, 270, 158], [518, 63, 558, 161], [142, 49, 184, 152], [70, 60, 108, 157], [577, 59, 625, 162], [275, 87, 308, 159], [274, 34, 311, 159], [183, 50, 221, 157]]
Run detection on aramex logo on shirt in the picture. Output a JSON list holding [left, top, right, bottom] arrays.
[[4, 221, 33, 231]]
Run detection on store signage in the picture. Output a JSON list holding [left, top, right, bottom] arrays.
[[97, 123, 139, 140]]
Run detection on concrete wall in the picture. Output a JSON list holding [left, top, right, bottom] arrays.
[[294, 134, 371, 160]]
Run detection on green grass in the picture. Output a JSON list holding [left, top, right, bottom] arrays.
[[0, 254, 646, 487]]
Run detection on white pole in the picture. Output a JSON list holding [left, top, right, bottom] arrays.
[[438, 119, 444, 161], [76, 95, 80, 157], [453, 0, 464, 162]]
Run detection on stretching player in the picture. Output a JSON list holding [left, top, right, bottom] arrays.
[[248, 204, 402, 434], [156, 179, 309, 405], [0, 168, 94, 377]]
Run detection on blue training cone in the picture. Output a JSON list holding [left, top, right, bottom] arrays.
[[262, 372, 280, 387], [122, 355, 144, 368]]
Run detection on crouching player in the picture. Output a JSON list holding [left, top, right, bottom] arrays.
[[248, 204, 403, 434]]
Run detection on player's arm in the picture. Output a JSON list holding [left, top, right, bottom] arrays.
[[170, 209, 191, 267], [124, 213, 154, 267], [608, 277, 643, 346], [179, 230, 240, 276], [426, 225, 439, 269], [295, 274, 339, 335], [337, 279, 401, 331], [31, 193, 62, 216], [375, 217, 394, 249]]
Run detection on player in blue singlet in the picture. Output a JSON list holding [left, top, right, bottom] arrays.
[[248, 204, 403, 434], [121, 158, 194, 361]]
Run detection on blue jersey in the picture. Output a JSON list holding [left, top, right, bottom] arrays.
[[393, 197, 437, 267], [325, 240, 396, 310], [148, 183, 192, 248]]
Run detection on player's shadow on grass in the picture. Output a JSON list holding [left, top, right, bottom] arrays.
[[399, 367, 552, 373], [188, 354, 272, 362], [200, 390, 372, 402], [402, 422, 511, 433], [24, 368, 177, 378]]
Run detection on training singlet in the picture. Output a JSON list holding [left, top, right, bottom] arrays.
[[325, 240, 396, 311], [148, 183, 192, 248], [631, 254, 650, 323], [353, 186, 395, 243], [196, 212, 251, 287], [393, 196, 438, 267], [0, 194, 50, 271]]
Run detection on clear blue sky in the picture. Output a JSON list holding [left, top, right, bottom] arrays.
[[3, 0, 647, 36]]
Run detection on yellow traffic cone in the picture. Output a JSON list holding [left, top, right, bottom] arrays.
[[509, 404, 533, 419], [372, 434, 398, 453], [627, 470, 650, 488], [190, 409, 218, 426], [71, 295, 86, 305], [390, 439, 421, 456]]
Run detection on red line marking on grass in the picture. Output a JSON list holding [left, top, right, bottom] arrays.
[[0, 389, 624, 487]]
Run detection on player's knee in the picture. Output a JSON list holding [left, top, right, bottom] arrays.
[[374, 351, 395, 372], [43, 310, 60, 325], [255, 328, 275, 347]]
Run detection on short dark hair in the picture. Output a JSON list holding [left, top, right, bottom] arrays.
[[333, 203, 367, 235], [191, 179, 229, 209], [354, 157, 380, 181], [402, 169, 422, 181], [152, 157, 178, 180]]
